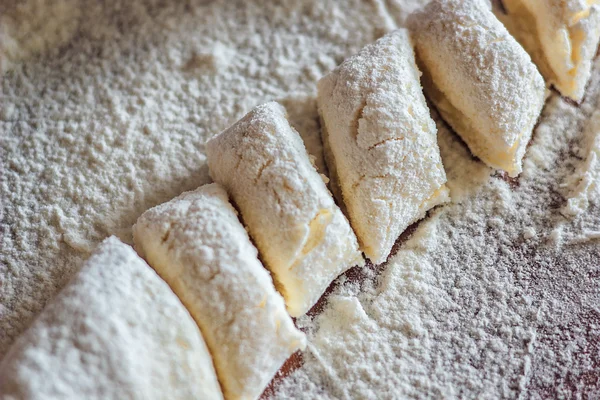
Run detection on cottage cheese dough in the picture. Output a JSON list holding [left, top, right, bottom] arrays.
[[0, 237, 222, 400], [409, 0, 546, 177], [205, 102, 362, 317], [133, 184, 307, 400], [317, 29, 449, 264], [501, 0, 600, 102]]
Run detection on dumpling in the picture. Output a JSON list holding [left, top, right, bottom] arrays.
[[501, 0, 600, 101], [318, 29, 449, 264], [0, 237, 223, 400], [133, 183, 306, 400], [409, 0, 546, 177], [206, 102, 362, 317]]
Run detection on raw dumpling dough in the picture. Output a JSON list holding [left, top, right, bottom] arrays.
[[317, 29, 449, 264], [133, 183, 307, 400], [205, 102, 363, 317], [409, 0, 547, 177], [0, 237, 223, 400], [501, 0, 600, 102]]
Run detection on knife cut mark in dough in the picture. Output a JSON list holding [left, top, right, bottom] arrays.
[[206, 102, 363, 317], [501, 0, 600, 102], [0, 237, 223, 400], [133, 184, 306, 400], [317, 29, 449, 265], [409, 0, 547, 177]]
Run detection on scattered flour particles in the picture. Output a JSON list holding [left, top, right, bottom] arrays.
[[0, 0, 599, 399]]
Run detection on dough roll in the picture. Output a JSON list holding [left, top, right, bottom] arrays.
[[133, 183, 307, 400], [0, 237, 223, 400], [501, 0, 600, 101], [409, 0, 546, 177], [205, 102, 363, 317], [317, 29, 449, 265]]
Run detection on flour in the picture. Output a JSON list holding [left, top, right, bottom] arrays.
[[0, 0, 81, 74], [1, 0, 600, 398]]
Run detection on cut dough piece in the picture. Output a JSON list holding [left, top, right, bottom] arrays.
[[0, 237, 223, 400], [133, 184, 307, 400], [317, 29, 449, 264], [409, 0, 546, 177], [206, 102, 363, 317], [501, 0, 600, 101]]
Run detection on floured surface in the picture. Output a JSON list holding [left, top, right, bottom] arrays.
[[1, 0, 599, 398]]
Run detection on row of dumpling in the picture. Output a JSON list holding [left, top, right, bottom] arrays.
[[1, 0, 598, 399]]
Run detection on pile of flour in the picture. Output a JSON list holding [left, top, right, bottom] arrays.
[[1, 0, 598, 398]]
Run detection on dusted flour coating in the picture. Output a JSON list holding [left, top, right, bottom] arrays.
[[409, 0, 546, 177], [133, 184, 306, 400], [317, 29, 449, 265], [0, 237, 223, 400], [501, 0, 600, 102], [206, 102, 362, 317]]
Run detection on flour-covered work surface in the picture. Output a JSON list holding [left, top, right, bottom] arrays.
[[1, 0, 599, 399]]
